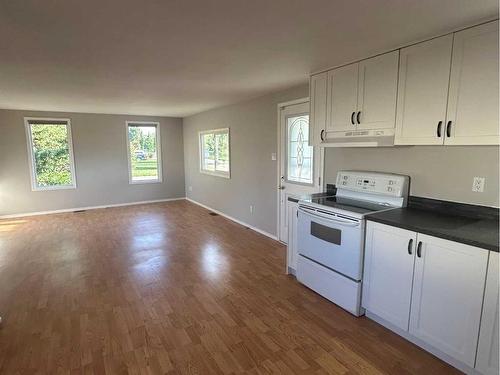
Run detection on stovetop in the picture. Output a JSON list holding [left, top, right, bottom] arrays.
[[306, 196, 397, 217]]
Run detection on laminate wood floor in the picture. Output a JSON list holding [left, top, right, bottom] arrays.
[[0, 200, 460, 374]]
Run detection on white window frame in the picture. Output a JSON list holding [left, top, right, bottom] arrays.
[[24, 117, 77, 191], [199, 128, 231, 179], [126, 121, 162, 184]]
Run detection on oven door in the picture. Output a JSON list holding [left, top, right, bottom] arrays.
[[297, 205, 364, 281]]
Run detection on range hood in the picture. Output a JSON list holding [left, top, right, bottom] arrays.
[[321, 128, 395, 147]]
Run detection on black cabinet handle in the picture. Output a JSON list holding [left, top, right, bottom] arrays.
[[437, 121, 442, 137], [351, 112, 355, 125], [320, 129, 325, 141], [356, 111, 361, 124], [417, 241, 422, 258], [407, 238, 413, 255], [446, 121, 452, 137]]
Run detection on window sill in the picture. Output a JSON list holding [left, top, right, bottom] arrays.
[[32, 184, 77, 192], [129, 179, 163, 185], [200, 170, 230, 179]]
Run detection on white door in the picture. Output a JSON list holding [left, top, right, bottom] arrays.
[[445, 20, 499, 145], [362, 222, 417, 330], [326, 63, 359, 132], [395, 35, 453, 145], [476, 251, 499, 375], [356, 51, 399, 130], [409, 234, 488, 367], [278, 100, 322, 243]]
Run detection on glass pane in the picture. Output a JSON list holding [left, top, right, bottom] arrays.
[[128, 125, 159, 181], [202, 133, 216, 171], [30, 123, 73, 187], [287, 115, 313, 184], [289, 141, 312, 159], [215, 132, 229, 172]]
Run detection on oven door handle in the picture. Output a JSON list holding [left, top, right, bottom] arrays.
[[298, 207, 361, 227]]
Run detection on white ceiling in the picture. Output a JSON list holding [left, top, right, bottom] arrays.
[[0, 0, 497, 118]]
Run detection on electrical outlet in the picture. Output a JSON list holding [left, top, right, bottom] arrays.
[[249, 205, 254, 214], [472, 177, 485, 192], [188, 186, 193, 192]]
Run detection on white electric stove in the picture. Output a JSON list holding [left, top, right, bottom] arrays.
[[297, 171, 410, 316]]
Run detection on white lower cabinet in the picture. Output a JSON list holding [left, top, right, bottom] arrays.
[[363, 221, 491, 371], [409, 234, 488, 367], [286, 200, 299, 273], [362, 222, 416, 330], [476, 252, 499, 375]]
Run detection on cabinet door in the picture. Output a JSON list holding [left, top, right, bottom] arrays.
[[445, 21, 499, 145], [409, 234, 488, 367], [357, 51, 399, 130], [326, 63, 358, 132], [286, 201, 299, 273], [309, 72, 328, 146], [395, 35, 453, 145], [476, 252, 499, 375], [362, 222, 416, 331]]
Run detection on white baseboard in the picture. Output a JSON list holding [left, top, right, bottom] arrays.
[[0, 197, 186, 219], [185, 198, 278, 241]]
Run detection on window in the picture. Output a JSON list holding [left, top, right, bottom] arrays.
[[126, 122, 162, 183], [25, 117, 77, 191], [199, 128, 230, 178], [286, 114, 313, 184]]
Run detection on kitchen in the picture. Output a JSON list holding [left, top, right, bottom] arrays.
[[0, 2, 498, 373], [284, 19, 499, 375]]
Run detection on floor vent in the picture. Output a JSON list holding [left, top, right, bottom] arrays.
[[209, 212, 218, 216], [73, 210, 87, 213]]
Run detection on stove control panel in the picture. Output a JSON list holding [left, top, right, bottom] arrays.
[[336, 171, 409, 197]]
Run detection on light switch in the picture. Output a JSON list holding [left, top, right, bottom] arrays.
[[271, 153, 277, 161]]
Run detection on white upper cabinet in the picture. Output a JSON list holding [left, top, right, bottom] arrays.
[[309, 72, 328, 146], [325, 51, 399, 134], [362, 222, 416, 331], [311, 20, 499, 147], [326, 63, 359, 132], [445, 21, 499, 145], [357, 51, 399, 130], [476, 252, 499, 375], [409, 234, 488, 367], [395, 35, 453, 145]]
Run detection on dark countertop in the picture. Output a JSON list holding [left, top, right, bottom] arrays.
[[287, 184, 337, 203], [288, 192, 333, 203], [366, 205, 499, 252]]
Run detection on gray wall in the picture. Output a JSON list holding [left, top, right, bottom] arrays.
[[324, 146, 499, 207], [0, 109, 185, 216], [183, 84, 309, 236]]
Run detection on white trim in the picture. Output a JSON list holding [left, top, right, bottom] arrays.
[[125, 121, 163, 184], [199, 169, 231, 179], [277, 97, 310, 108], [198, 127, 231, 179], [24, 117, 77, 191], [185, 198, 278, 241], [276, 98, 325, 243], [0, 197, 185, 219]]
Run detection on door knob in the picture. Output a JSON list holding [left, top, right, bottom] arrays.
[[278, 186, 285, 190]]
